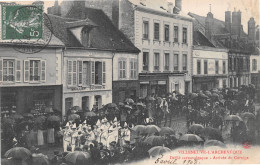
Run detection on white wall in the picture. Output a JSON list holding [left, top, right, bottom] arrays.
[[113, 52, 138, 81], [193, 48, 228, 76]]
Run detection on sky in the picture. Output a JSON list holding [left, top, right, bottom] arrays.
[[5, 0, 260, 33]]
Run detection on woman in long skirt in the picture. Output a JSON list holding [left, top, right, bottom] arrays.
[[37, 129, 44, 145]]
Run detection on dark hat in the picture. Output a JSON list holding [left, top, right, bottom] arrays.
[[125, 141, 130, 144], [53, 150, 59, 155]]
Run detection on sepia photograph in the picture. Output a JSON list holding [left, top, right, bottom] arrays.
[[0, 0, 259, 164]]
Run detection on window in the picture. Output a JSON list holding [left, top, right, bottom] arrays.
[[223, 61, 226, 74], [174, 54, 179, 71], [82, 61, 91, 86], [164, 53, 169, 71], [197, 60, 201, 74], [130, 59, 137, 79], [182, 54, 187, 71], [95, 61, 102, 84], [82, 96, 89, 111], [27, 60, 46, 82], [253, 59, 257, 71], [204, 60, 208, 74], [175, 83, 179, 93], [119, 60, 126, 79], [243, 57, 247, 71], [223, 79, 227, 88], [143, 21, 149, 39], [174, 26, 178, 42], [215, 61, 219, 74], [67, 60, 77, 85], [143, 52, 149, 71], [154, 53, 160, 71], [3, 60, 14, 82], [182, 27, 187, 44], [95, 95, 102, 109], [229, 57, 232, 71], [154, 22, 160, 40], [65, 97, 73, 112], [164, 24, 169, 41]]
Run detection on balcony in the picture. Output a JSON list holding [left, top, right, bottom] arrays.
[[174, 66, 179, 71], [30, 76, 40, 81], [143, 65, 148, 71], [3, 75, 14, 82], [164, 66, 169, 71], [154, 66, 159, 71]]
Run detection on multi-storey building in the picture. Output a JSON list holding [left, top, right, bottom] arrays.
[[48, 1, 139, 114], [0, 19, 64, 114], [189, 9, 256, 89], [60, 0, 193, 97], [192, 30, 228, 91]]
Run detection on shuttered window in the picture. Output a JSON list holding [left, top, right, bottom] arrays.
[[0, 59, 2, 82], [24, 60, 29, 82], [72, 61, 77, 85], [41, 60, 46, 82], [102, 61, 106, 84], [16, 60, 21, 82], [78, 60, 83, 86], [68, 60, 72, 85], [91, 61, 95, 85]]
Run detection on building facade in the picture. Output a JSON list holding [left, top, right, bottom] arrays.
[[192, 46, 228, 92], [0, 45, 63, 114], [48, 2, 139, 115]]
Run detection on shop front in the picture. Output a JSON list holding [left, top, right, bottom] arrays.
[[0, 85, 62, 115], [193, 75, 228, 92], [112, 80, 139, 103], [139, 72, 186, 98]]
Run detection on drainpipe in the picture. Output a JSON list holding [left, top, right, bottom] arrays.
[[112, 51, 116, 102]]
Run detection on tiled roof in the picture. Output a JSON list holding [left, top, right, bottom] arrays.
[[193, 31, 215, 47], [64, 6, 140, 53]]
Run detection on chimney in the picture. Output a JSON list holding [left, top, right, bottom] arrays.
[[248, 17, 256, 42], [47, 0, 61, 16], [205, 12, 214, 40], [175, 0, 182, 11], [232, 9, 241, 37], [225, 11, 231, 32], [74, 0, 86, 19], [167, 2, 173, 14]]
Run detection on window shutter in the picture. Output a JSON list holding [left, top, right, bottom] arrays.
[[72, 61, 77, 85], [24, 60, 29, 82], [78, 60, 83, 86], [0, 59, 2, 82], [118, 61, 121, 79], [41, 60, 46, 82], [123, 61, 126, 78], [134, 60, 137, 78], [16, 60, 21, 82], [68, 60, 72, 85], [102, 61, 106, 84], [91, 61, 95, 85]]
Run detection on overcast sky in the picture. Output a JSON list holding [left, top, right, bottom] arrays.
[[16, 0, 260, 33]]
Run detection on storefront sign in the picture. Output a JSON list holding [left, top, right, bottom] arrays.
[[140, 81, 149, 84], [158, 80, 166, 85], [70, 87, 87, 91]]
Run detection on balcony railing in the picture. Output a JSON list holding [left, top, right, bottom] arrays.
[[3, 75, 14, 82], [154, 66, 159, 71], [164, 66, 169, 71], [143, 65, 148, 71], [30, 76, 40, 81]]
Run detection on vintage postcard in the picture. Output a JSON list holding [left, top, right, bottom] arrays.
[[0, 0, 259, 164]]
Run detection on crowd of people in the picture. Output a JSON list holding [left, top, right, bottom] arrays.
[[1, 85, 260, 165]]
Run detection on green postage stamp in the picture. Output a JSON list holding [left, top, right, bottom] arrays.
[[1, 4, 43, 40]]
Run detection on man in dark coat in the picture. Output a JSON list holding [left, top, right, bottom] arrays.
[[108, 142, 120, 164], [89, 143, 100, 165]]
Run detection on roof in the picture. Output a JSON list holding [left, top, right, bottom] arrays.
[[193, 30, 215, 47], [62, 6, 140, 53], [129, 0, 191, 19], [189, 12, 254, 53]]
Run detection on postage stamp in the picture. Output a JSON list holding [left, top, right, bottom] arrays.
[[0, 4, 53, 54], [1, 5, 43, 40]]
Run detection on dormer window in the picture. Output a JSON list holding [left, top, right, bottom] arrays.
[[81, 27, 90, 48]]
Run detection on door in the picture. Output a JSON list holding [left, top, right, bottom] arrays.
[[185, 81, 190, 94]]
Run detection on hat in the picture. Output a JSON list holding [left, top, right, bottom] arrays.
[[65, 122, 70, 127], [96, 119, 101, 126], [145, 118, 150, 124], [104, 117, 108, 122], [13, 137, 17, 142], [83, 120, 86, 124], [79, 124, 82, 128], [123, 122, 128, 128], [113, 117, 117, 122], [108, 126, 114, 131], [72, 123, 76, 129]]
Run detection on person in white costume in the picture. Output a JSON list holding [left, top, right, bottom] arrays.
[[70, 123, 78, 152], [62, 122, 72, 152], [120, 122, 131, 146]]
